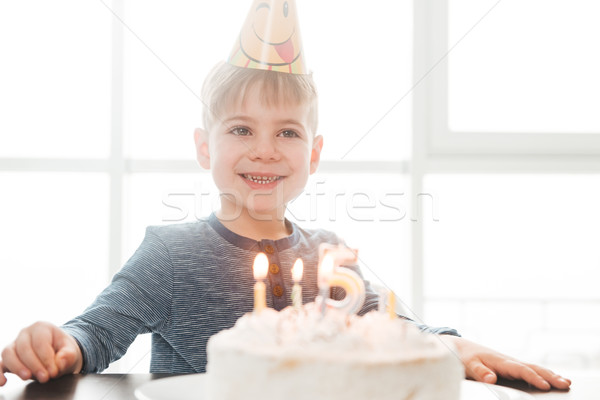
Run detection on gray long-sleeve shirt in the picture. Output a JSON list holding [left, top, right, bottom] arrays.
[[62, 213, 458, 373]]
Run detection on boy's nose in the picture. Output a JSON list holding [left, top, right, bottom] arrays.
[[250, 136, 281, 161]]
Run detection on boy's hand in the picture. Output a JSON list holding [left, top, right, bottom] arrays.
[[0, 321, 83, 386], [441, 336, 571, 391]]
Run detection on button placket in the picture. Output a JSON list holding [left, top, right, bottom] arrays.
[[260, 240, 287, 311]]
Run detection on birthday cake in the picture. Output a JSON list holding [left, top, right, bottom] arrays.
[[205, 303, 464, 400]]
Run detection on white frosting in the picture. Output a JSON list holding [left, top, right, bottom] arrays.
[[206, 303, 464, 400]]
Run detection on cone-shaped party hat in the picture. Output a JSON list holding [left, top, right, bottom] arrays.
[[228, 0, 307, 74]]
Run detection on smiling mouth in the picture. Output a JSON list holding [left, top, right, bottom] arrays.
[[241, 174, 283, 184]]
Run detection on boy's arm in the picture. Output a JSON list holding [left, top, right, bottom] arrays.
[[60, 228, 174, 373], [1, 228, 173, 383]]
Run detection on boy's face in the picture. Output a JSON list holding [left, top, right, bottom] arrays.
[[195, 85, 322, 219]]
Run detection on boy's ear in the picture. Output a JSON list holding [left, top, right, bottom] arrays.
[[194, 128, 211, 170], [309, 135, 324, 174]]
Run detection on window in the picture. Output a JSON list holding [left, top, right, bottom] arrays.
[[417, 0, 600, 370]]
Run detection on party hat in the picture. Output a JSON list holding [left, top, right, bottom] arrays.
[[228, 0, 307, 74]]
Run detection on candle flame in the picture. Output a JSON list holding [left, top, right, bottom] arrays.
[[292, 258, 304, 282], [253, 252, 268, 280]]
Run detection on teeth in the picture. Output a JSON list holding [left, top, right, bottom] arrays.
[[243, 174, 281, 184]]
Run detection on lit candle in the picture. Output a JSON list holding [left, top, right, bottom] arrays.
[[291, 258, 303, 310], [253, 252, 268, 313], [387, 290, 396, 319], [317, 254, 334, 315]]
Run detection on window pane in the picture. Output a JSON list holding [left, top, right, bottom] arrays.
[[303, 1, 413, 161], [423, 174, 600, 299], [123, 1, 219, 160], [448, 0, 600, 132], [0, 173, 109, 348], [0, 1, 111, 158], [123, 0, 412, 161]]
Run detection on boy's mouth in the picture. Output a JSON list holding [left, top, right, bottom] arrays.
[[240, 174, 283, 185]]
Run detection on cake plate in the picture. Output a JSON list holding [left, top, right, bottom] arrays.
[[135, 374, 534, 400]]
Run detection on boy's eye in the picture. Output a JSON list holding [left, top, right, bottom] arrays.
[[231, 127, 251, 136], [278, 130, 299, 138]]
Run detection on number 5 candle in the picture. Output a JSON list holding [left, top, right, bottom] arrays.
[[317, 254, 334, 315], [317, 244, 366, 315]]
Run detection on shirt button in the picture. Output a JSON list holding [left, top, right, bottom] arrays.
[[264, 245, 275, 254], [272, 285, 284, 297], [269, 263, 280, 274]]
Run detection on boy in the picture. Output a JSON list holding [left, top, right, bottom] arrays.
[[0, 0, 570, 391]]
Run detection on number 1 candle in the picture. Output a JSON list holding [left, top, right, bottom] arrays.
[[253, 252, 268, 313]]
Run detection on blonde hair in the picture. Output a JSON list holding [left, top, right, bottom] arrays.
[[201, 61, 318, 135]]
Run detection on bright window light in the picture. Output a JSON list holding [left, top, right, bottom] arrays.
[[423, 173, 600, 299], [0, 173, 109, 348], [422, 173, 600, 369], [448, 0, 600, 133], [0, 1, 111, 158]]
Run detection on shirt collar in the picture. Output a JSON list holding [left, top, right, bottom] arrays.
[[207, 212, 300, 251]]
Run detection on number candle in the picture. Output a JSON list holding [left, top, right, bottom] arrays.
[[317, 254, 334, 315], [291, 258, 303, 310], [317, 244, 366, 315], [253, 252, 268, 313]]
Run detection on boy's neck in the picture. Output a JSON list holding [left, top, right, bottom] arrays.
[[216, 207, 291, 241]]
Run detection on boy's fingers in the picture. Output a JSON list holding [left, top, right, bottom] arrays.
[[0, 360, 8, 386], [14, 333, 49, 382], [466, 359, 497, 384], [497, 360, 551, 391], [1, 344, 32, 381], [55, 347, 79, 375], [528, 364, 571, 390], [53, 332, 81, 374], [31, 328, 59, 378]]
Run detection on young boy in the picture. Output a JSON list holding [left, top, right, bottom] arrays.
[[0, 0, 571, 391]]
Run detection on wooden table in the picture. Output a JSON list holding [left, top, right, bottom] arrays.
[[0, 371, 597, 400]]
